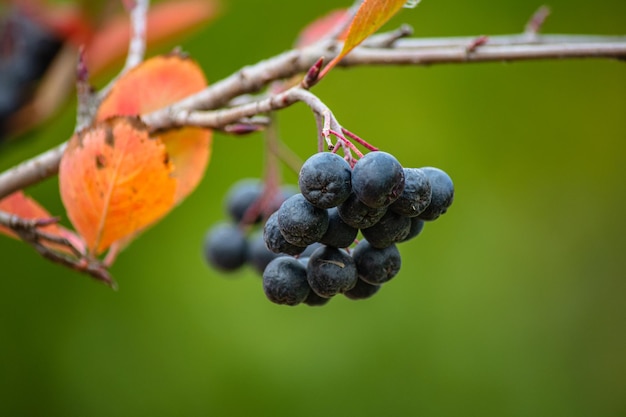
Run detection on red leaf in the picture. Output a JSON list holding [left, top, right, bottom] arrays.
[[320, 0, 411, 78]]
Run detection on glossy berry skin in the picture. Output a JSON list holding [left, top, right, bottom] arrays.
[[307, 246, 358, 298], [352, 240, 402, 285], [203, 223, 248, 272], [418, 167, 454, 221], [225, 178, 263, 224], [263, 212, 306, 256], [263, 257, 311, 306], [344, 278, 381, 300], [247, 230, 280, 274], [351, 151, 405, 208], [299, 152, 352, 209], [277, 193, 329, 247], [319, 207, 358, 248], [361, 210, 411, 249], [390, 168, 432, 217], [337, 192, 387, 229]]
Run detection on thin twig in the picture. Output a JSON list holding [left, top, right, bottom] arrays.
[[525, 5, 551, 38], [123, 0, 149, 71], [0, 210, 114, 287], [341, 41, 626, 66], [389, 33, 626, 48], [97, 0, 149, 103]]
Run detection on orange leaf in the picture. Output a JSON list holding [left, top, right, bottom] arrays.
[[320, 0, 411, 78], [59, 117, 177, 255], [0, 190, 85, 255], [97, 53, 212, 204]]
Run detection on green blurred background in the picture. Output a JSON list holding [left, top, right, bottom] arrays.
[[1, 0, 625, 416]]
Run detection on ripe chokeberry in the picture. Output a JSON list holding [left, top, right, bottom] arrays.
[[298, 152, 352, 209], [263, 212, 307, 256], [307, 245, 358, 298], [401, 217, 425, 242], [352, 240, 402, 285], [390, 168, 432, 217], [344, 278, 381, 300], [303, 289, 332, 306], [351, 151, 405, 208], [277, 193, 329, 247], [337, 192, 387, 229], [361, 210, 411, 249], [418, 167, 454, 221], [225, 178, 263, 224], [319, 207, 358, 248], [263, 256, 311, 306], [203, 223, 248, 272]]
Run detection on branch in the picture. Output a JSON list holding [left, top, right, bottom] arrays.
[[1, 31, 625, 199], [0, 210, 115, 287], [0, 143, 67, 200], [342, 39, 626, 65]]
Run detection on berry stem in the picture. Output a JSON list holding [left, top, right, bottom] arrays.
[[341, 128, 379, 152], [328, 129, 364, 159]]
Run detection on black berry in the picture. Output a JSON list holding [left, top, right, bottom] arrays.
[[344, 278, 381, 300], [337, 192, 387, 229], [263, 212, 306, 256], [307, 246, 358, 298], [390, 168, 432, 217], [277, 193, 329, 246], [401, 217, 425, 242], [225, 178, 263, 224], [203, 223, 248, 272], [361, 210, 411, 248], [298, 152, 352, 208], [352, 240, 402, 285], [418, 167, 454, 221], [319, 207, 358, 248], [304, 290, 332, 306], [263, 257, 311, 306], [351, 151, 405, 208]]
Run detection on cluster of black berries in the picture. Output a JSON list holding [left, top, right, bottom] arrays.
[[203, 151, 453, 307]]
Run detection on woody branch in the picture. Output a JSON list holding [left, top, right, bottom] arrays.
[[1, 25, 625, 199]]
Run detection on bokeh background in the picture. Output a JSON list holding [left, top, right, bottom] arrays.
[[1, 0, 625, 416]]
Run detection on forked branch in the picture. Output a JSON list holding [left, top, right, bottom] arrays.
[[0, 4, 624, 284]]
